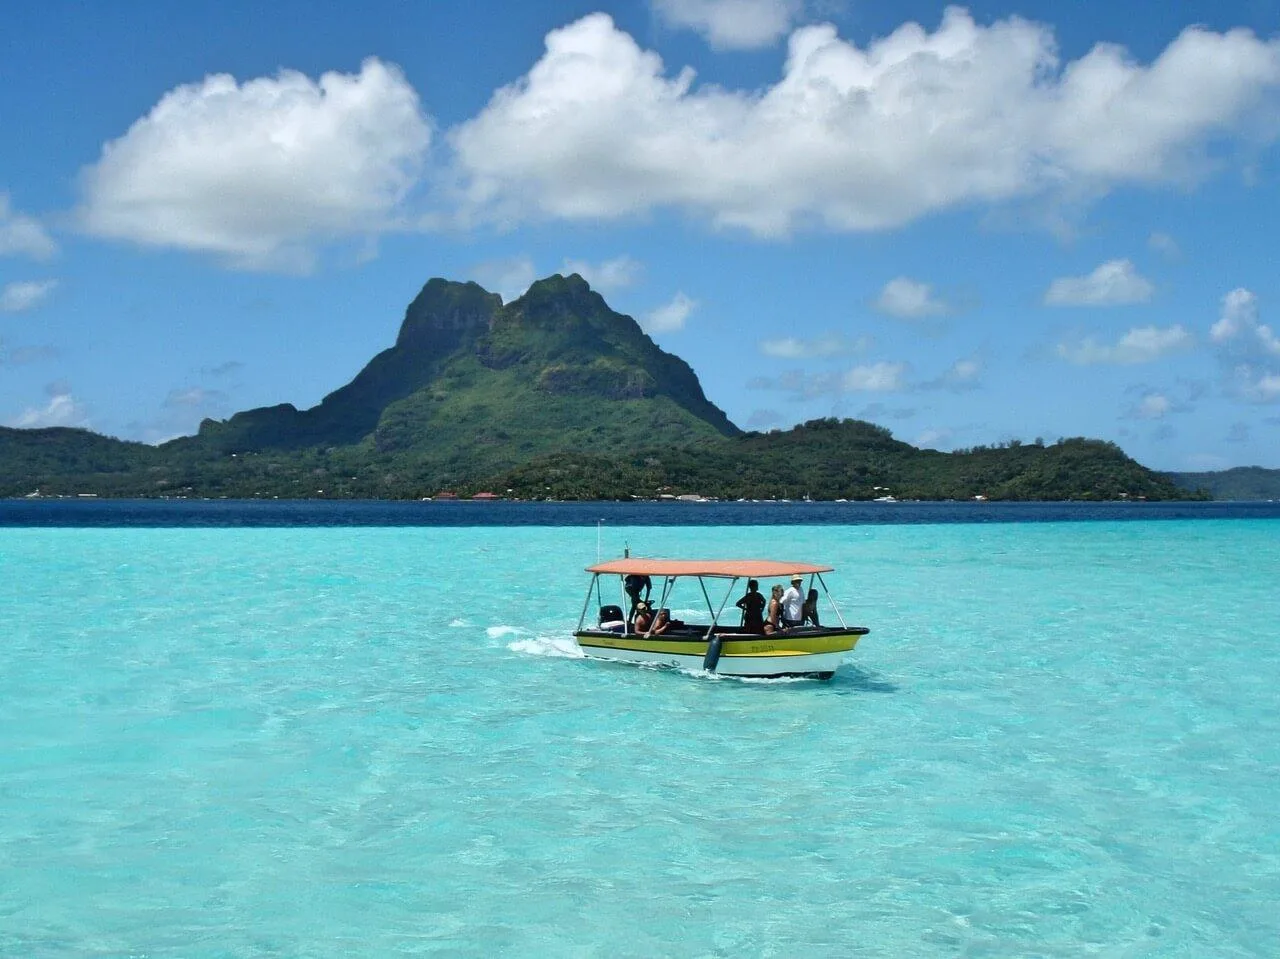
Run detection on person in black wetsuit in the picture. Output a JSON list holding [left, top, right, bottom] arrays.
[[735, 579, 766, 633], [624, 574, 652, 623]]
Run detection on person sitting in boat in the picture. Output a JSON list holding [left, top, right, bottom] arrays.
[[763, 585, 783, 634], [624, 574, 652, 620], [632, 601, 654, 634], [646, 607, 672, 637], [781, 574, 805, 628], [802, 588, 821, 627], [735, 579, 766, 633]]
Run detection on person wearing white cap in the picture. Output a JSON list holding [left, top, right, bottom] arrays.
[[781, 574, 805, 628]]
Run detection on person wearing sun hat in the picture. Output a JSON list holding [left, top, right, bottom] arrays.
[[781, 573, 805, 628], [632, 600, 654, 634]]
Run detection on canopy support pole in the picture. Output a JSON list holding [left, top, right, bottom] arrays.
[[816, 571, 847, 629], [576, 574, 598, 632]]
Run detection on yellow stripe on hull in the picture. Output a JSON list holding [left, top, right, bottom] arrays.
[[574, 632, 862, 658]]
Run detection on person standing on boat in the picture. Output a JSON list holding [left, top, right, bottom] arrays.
[[781, 574, 805, 628], [735, 579, 766, 633], [624, 574, 652, 621]]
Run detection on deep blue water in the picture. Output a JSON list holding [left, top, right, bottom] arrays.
[[3, 498, 1279, 527]]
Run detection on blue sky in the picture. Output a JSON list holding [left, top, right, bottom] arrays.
[[2, 0, 1279, 470]]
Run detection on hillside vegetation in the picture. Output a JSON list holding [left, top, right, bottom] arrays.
[[1164, 467, 1280, 501], [1, 274, 1203, 502]]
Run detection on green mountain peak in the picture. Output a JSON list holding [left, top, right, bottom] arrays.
[[180, 273, 737, 462]]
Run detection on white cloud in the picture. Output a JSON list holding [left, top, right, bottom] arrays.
[[77, 59, 430, 271], [468, 256, 536, 302], [842, 361, 907, 392], [0, 279, 58, 313], [0, 194, 57, 259], [1253, 373, 1280, 400], [873, 277, 950, 319], [1057, 324, 1192, 364], [1134, 393, 1172, 419], [12, 385, 89, 429], [928, 357, 983, 390], [1210, 288, 1280, 401], [644, 291, 696, 332], [448, 12, 1280, 237], [1044, 259, 1155, 306], [1210, 288, 1280, 354], [759, 331, 869, 359], [562, 255, 643, 292], [652, 0, 801, 50]]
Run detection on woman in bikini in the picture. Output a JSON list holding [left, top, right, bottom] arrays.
[[763, 585, 783, 635]]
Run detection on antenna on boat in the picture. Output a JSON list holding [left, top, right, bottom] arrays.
[[597, 519, 604, 562]]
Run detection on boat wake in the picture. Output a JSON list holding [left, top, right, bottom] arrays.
[[670, 666, 818, 685], [489, 624, 585, 659], [507, 634, 586, 659]]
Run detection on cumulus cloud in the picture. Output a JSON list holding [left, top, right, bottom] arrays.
[[562, 255, 643, 292], [1132, 392, 1172, 419], [77, 59, 431, 270], [652, 0, 801, 50], [11, 384, 89, 429], [923, 357, 983, 391], [644, 291, 696, 332], [872, 277, 951, 319], [1209, 288, 1280, 401], [759, 331, 869, 359], [0, 279, 58, 313], [468, 255, 537, 302], [0, 194, 57, 259], [842, 361, 907, 392], [1251, 375, 1280, 401], [1210, 288, 1280, 354], [749, 361, 908, 398], [1044, 259, 1155, 306], [1057, 324, 1192, 364], [448, 11, 1280, 237]]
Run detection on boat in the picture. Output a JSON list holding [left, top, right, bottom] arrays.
[[573, 559, 869, 679]]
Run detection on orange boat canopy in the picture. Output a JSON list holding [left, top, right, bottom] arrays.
[[585, 559, 834, 579]]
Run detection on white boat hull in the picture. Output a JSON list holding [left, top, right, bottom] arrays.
[[572, 628, 864, 679]]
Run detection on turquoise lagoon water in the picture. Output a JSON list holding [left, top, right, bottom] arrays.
[[2, 519, 1279, 957]]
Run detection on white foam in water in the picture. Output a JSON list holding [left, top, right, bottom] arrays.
[[485, 625, 523, 639], [449, 618, 471, 628], [508, 635, 585, 659]]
